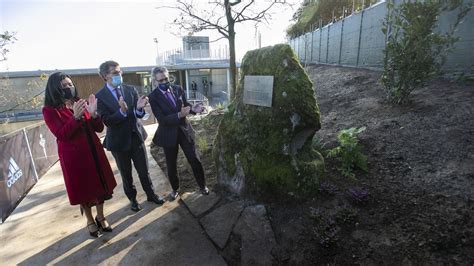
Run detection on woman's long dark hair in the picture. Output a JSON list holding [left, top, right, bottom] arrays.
[[44, 72, 77, 108]]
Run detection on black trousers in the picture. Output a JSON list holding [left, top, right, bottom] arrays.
[[112, 133, 155, 201], [163, 129, 205, 191]]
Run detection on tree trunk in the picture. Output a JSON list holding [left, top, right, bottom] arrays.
[[225, 0, 237, 101], [228, 26, 237, 101]]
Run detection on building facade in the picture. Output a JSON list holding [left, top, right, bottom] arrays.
[[0, 36, 240, 123]]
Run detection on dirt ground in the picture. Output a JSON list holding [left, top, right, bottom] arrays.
[[151, 65, 474, 264]]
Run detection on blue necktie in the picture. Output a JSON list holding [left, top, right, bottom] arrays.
[[114, 88, 122, 100]]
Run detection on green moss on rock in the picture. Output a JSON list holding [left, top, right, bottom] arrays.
[[251, 155, 296, 197], [213, 44, 324, 200]]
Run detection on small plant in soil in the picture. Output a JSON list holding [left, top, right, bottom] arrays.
[[328, 127, 368, 178], [347, 187, 370, 205]]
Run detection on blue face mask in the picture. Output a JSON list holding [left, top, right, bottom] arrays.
[[158, 81, 170, 91], [111, 75, 122, 87]]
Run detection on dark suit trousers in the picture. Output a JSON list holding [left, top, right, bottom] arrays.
[[163, 128, 205, 191], [111, 133, 155, 201]]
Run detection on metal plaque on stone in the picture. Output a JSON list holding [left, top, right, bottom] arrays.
[[243, 75, 274, 107]]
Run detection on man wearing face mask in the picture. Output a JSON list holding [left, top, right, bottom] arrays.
[[96, 60, 164, 212], [148, 66, 208, 201]]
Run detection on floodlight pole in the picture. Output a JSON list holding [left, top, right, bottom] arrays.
[[153, 38, 159, 65]]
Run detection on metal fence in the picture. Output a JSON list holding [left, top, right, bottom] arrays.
[[0, 108, 159, 222], [0, 122, 58, 222], [289, 0, 474, 77]]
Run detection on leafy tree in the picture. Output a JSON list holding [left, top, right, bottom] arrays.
[[0, 32, 48, 116], [286, 0, 379, 38], [161, 0, 290, 101], [381, 0, 472, 104], [1, 31, 16, 62], [0, 73, 48, 115]]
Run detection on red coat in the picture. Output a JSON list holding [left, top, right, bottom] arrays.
[[43, 106, 116, 205]]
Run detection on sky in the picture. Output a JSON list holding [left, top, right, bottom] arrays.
[[0, 0, 299, 72]]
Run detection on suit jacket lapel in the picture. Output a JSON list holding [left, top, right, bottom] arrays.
[[157, 89, 177, 111], [101, 85, 121, 110], [121, 86, 133, 109]]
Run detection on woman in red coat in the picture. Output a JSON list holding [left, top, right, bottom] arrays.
[[43, 72, 117, 237]]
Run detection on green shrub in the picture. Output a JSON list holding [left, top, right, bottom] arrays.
[[312, 136, 327, 156], [381, 0, 471, 104], [327, 127, 367, 178], [215, 102, 225, 110]]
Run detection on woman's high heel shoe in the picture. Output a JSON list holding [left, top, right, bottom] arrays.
[[87, 222, 100, 237], [95, 217, 113, 232]]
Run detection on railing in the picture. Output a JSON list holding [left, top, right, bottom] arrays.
[[159, 46, 230, 65], [187, 91, 209, 107], [0, 111, 43, 123]]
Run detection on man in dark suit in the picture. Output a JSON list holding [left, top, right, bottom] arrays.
[[148, 66, 209, 201], [96, 60, 164, 212]]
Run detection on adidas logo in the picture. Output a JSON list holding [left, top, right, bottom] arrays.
[[7, 157, 23, 188]]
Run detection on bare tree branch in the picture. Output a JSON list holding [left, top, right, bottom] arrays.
[[157, 2, 228, 34], [233, 0, 255, 21], [157, 0, 291, 100], [235, 2, 277, 23], [208, 36, 228, 43]]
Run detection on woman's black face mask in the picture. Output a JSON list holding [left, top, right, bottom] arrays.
[[62, 87, 75, 100]]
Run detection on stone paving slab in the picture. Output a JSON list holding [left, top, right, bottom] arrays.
[[233, 204, 276, 265], [0, 124, 226, 266], [180, 191, 221, 217], [200, 201, 244, 249]]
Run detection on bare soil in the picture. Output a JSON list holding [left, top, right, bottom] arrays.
[[151, 65, 474, 264], [271, 65, 474, 265]]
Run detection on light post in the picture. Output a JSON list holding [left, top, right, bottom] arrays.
[[153, 38, 159, 65]]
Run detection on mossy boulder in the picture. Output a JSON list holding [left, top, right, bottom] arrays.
[[213, 44, 324, 200]]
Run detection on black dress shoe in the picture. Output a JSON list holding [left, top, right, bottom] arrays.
[[130, 200, 142, 212], [200, 186, 210, 195], [147, 194, 165, 205], [169, 190, 179, 201]]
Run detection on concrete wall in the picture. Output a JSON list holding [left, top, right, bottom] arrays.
[[311, 29, 321, 62], [340, 13, 361, 66], [289, 0, 474, 77], [358, 3, 387, 68], [327, 22, 342, 64], [320, 26, 329, 63], [437, 4, 474, 76]]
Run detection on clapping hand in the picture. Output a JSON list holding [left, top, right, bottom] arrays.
[[137, 95, 149, 110], [86, 94, 98, 118], [72, 99, 86, 120], [179, 104, 191, 118], [191, 102, 206, 114], [118, 96, 128, 113]]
